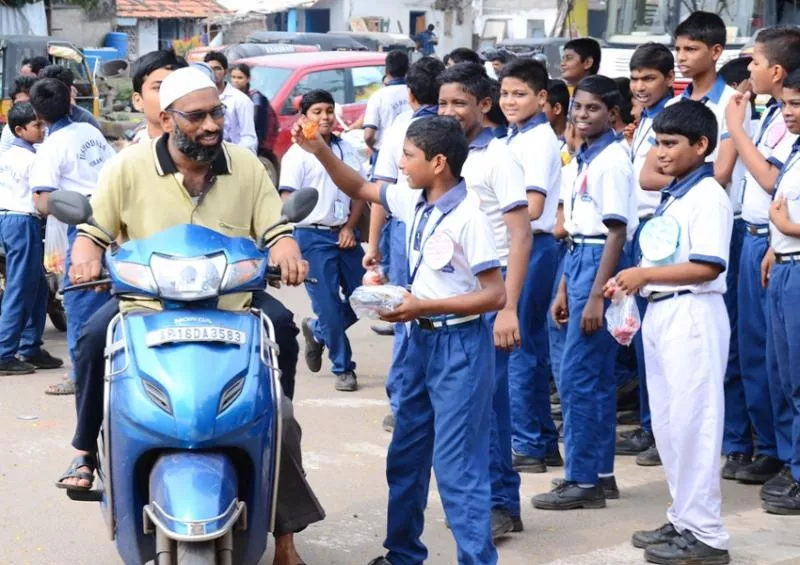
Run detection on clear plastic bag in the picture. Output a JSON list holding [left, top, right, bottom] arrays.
[[43, 216, 68, 275], [362, 265, 386, 286], [605, 286, 641, 346], [349, 284, 407, 320]]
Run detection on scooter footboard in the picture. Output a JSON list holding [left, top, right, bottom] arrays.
[[144, 452, 246, 542]]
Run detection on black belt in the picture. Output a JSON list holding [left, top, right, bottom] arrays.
[[415, 315, 480, 330], [745, 223, 769, 236], [647, 289, 692, 303], [775, 252, 800, 265], [296, 224, 345, 232], [566, 235, 606, 252]]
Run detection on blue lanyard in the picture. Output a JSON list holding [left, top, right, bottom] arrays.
[[754, 104, 781, 148], [406, 205, 450, 286], [775, 145, 800, 198]]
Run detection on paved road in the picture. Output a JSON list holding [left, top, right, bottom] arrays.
[[2, 285, 799, 564]]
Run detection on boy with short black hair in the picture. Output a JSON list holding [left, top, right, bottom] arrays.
[[363, 49, 409, 155], [204, 50, 257, 153], [0, 75, 38, 154], [561, 37, 601, 90], [543, 78, 570, 147], [498, 58, 565, 475], [763, 67, 800, 516], [39, 64, 102, 131], [444, 47, 482, 67], [611, 99, 733, 565], [293, 115, 505, 565], [725, 25, 800, 493], [0, 102, 58, 375], [130, 49, 188, 143]]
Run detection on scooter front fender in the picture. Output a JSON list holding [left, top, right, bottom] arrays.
[[143, 452, 245, 543]]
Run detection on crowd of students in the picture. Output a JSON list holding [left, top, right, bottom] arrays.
[[285, 10, 800, 565]]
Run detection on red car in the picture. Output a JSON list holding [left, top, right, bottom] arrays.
[[237, 51, 387, 180]]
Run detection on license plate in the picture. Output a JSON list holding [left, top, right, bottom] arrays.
[[145, 326, 247, 347]]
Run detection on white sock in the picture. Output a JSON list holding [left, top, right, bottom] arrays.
[[598, 473, 614, 479], [578, 483, 595, 488]]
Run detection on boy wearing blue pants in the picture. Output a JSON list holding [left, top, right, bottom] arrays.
[[294, 116, 504, 564], [500, 58, 565, 474], [725, 27, 800, 489], [280, 89, 366, 392], [762, 68, 800, 515], [616, 100, 733, 565], [0, 103, 61, 375], [534, 76, 638, 509]]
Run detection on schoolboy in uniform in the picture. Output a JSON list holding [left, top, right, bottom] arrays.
[[130, 49, 188, 144], [615, 42, 676, 464], [438, 62, 531, 538], [534, 75, 638, 510], [0, 76, 38, 155], [363, 50, 410, 163], [763, 67, 800, 515], [280, 89, 366, 393], [29, 78, 115, 391], [613, 100, 733, 565], [560, 38, 601, 93], [292, 115, 505, 565], [543, 79, 570, 156], [204, 51, 258, 154], [725, 27, 800, 488], [0, 103, 59, 375], [499, 58, 564, 474]]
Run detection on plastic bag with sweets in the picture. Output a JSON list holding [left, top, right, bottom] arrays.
[[349, 285, 407, 320], [44, 216, 68, 275], [605, 284, 641, 346]]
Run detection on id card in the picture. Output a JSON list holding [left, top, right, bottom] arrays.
[[640, 215, 681, 264], [334, 199, 347, 222]]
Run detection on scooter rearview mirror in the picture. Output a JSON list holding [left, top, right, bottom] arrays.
[[258, 187, 318, 250], [47, 191, 92, 226]]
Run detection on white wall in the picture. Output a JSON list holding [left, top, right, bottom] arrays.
[[475, 9, 558, 41], [138, 19, 159, 57]]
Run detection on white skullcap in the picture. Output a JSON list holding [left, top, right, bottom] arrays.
[[159, 66, 217, 111]]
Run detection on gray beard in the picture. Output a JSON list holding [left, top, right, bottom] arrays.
[[173, 124, 222, 163]]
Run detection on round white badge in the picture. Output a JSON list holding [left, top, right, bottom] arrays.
[[423, 232, 455, 270], [639, 216, 681, 264]]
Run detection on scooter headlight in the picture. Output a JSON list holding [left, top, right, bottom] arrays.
[[150, 253, 227, 301], [115, 261, 158, 294]]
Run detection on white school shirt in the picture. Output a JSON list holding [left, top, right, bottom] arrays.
[[506, 113, 562, 233], [560, 157, 578, 204], [641, 164, 733, 296], [741, 105, 798, 225], [371, 106, 435, 184], [563, 130, 638, 241], [363, 82, 410, 151], [0, 139, 37, 214], [769, 139, 800, 254], [632, 95, 671, 218], [461, 128, 528, 266], [30, 118, 115, 197], [278, 135, 363, 227], [379, 179, 500, 300], [220, 82, 258, 154]]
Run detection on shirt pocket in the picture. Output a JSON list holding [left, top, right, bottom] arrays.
[[218, 219, 251, 238]]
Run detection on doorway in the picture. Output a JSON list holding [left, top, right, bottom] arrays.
[[409, 11, 426, 39], [305, 9, 330, 33]]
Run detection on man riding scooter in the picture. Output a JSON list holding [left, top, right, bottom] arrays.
[[46, 67, 324, 565]]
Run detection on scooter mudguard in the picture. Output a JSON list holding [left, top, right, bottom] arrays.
[[144, 452, 245, 541]]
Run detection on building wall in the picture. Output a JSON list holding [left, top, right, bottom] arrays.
[[138, 19, 159, 56], [221, 15, 268, 44], [49, 1, 115, 47], [476, 0, 558, 40]]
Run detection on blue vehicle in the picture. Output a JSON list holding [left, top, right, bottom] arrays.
[[48, 188, 318, 565]]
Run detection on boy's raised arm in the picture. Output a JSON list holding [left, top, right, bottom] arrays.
[[291, 121, 383, 205]]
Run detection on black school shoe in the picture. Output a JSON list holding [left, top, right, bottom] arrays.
[[0, 358, 36, 375], [735, 454, 785, 484], [616, 428, 655, 455], [367, 557, 392, 565], [335, 371, 358, 392], [644, 531, 730, 565], [632, 523, 680, 549], [761, 467, 794, 499], [551, 476, 619, 499], [721, 452, 752, 480], [491, 508, 514, 539], [545, 448, 564, 467], [19, 348, 63, 370], [512, 451, 546, 474], [301, 317, 324, 373], [637, 445, 662, 467], [762, 480, 800, 515], [532, 481, 606, 510]]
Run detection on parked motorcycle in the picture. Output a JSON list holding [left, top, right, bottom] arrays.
[[48, 188, 318, 565]]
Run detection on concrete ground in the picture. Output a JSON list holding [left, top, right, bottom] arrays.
[[2, 285, 799, 565]]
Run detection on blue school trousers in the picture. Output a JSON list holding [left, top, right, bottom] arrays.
[[294, 227, 365, 375], [508, 233, 560, 458], [385, 218, 407, 415], [738, 229, 788, 459], [385, 317, 497, 565], [767, 261, 800, 482], [63, 225, 111, 381], [722, 219, 752, 455], [560, 243, 619, 484], [0, 213, 47, 361]]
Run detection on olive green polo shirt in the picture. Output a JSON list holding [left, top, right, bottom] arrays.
[[78, 135, 292, 311]]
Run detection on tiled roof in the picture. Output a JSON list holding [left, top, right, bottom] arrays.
[[117, 0, 231, 19]]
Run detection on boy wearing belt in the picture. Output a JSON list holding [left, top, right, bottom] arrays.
[[612, 100, 732, 564], [292, 116, 505, 565]]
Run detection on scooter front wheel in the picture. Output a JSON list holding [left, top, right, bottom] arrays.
[[177, 541, 217, 565]]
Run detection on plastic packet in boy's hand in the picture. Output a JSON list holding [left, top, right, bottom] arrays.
[[349, 285, 407, 320], [362, 265, 386, 286], [605, 287, 641, 346], [44, 216, 68, 275]]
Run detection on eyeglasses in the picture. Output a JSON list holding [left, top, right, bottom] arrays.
[[169, 104, 226, 124]]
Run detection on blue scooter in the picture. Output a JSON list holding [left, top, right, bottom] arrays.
[[48, 188, 318, 565]]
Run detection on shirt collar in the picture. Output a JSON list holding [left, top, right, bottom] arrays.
[[509, 112, 548, 136], [387, 78, 406, 86], [469, 128, 495, 150], [492, 124, 508, 139], [11, 137, 35, 153], [416, 179, 468, 214], [682, 75, 727, 104], [153, 134, 232, 176], [575, 129, 617, 168], [412, 104, 438, 118], [48, 116, 72, 135], [642, 94, 671, 118], [663, 162, 714, 200], [614, 130, 625, 142]]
